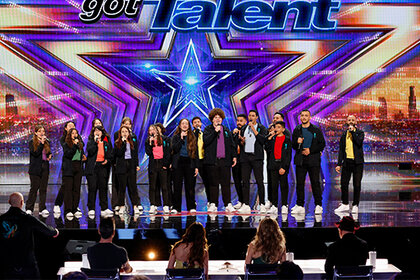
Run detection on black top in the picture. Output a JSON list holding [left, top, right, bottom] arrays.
[[171, 134, 198, 169], [62, 142, 85, 177], [85, 138, 113, 175], [292, 123, 326, 167], [324, 233, 369, 279], [203, 124, 237, 166], [0, 207, 57, 272], [239, 123, 267, 162], [337, 128, 365, 166], [87, 243, 128, 270], [113, 131, 139, 164], [265, 135, 292, 172], [28, 140, 51, 176], [145, 135, 171, 171], [113, 139, 139, 174]]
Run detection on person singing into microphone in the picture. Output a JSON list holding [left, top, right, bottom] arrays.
[[335, 115, 365, 214], [62, 128, 85, 219], [86, 126, 113, 217], [26, 125, 52, 216], [203, 108, 237, 213]]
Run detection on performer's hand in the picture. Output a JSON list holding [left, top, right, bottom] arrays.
[[122, 137, 127, 142], [162, 166, 167, 170], [233, 128, 239, 134], [181, 131, 188, 139], [53, 229, 59, 238], [194, 168, 199, 177], [335, 166, 341, 173], [47, 154, 52, 161], [297, 137, 304, 144], [136, 166, 140, 171], [215, 125, 221, 133], [73, 138, 79, 145], [302, 148, 310, 156], [232, 157, 237, 167], [102, 160, 108, 165], [82, 155, 87, 161], [250, 125, 258, 135], [279, 168, 286, 175]]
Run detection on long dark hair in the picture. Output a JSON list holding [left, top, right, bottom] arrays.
[[65, 128, 83, 150], [147, 124, 163, 147], [115, 126, 134, 149], [89, 124, 109, 141], [172, 222, 208, 268], [61, 121, 75, 142], [32, 125, 51, 155], [174, 119, 197, 159]]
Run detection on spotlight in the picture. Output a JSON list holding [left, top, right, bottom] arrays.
[[144, 63, 152, 69], [148, 251, 156, 260], [185, 76, 198, 85]]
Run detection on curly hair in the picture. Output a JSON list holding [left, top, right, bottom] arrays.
[[174, 119, 197, 159], [251, 218, 286, 264], [65, 128, 83, 150], [172, 222, 208, 268], [208, 108, 225, 122]]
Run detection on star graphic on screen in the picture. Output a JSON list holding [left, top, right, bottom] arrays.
[[150, 39, 234, 126]]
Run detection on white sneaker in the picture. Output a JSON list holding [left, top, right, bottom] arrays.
[[238, 204, 251, 214], [41, 209, 49, 216], [315, 205, 323, 215], [291, 205, 305, 214], [53, 205, 61, 213], [88, 210, 95, 216], [264, 201, 272, 210], [233, 201, 242, 209], [281, 213, 288, 221], [119, 206, 126, 214], [208, 203, 217, 212], [26, 210, 33, 215], [281, 205, 288, 214], [54, 212, 61, 219], [259, 204, 267, 213], [74, 210, 82, 218], [149, 205, 157, 214], [103, 209, 114, 216], [291, 212, 305, 221], [315, 214, 323, 223], [352, 205, 359, 214], [171, 209, 178, 214], [138, 205, 144, 211], [334, 203, 349, 212], [134, 206, 140, 215], [66, 212, 74, 219], [268, 205, 278, 214], [189, 209, 197, 214], [163, 206, 170, 214], [225, 203, 235, 212]]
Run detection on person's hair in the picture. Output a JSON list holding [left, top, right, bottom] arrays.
[[174, 119, 197, 159], [300, 109, 311, 115], [208, 108, 225, 122], [274, 121, 286, 128], [249, 109, 259, 117], [92, 118, 103, 128], [115, 126, 134, 149], [155, 123, 166, 135], [172, 222, 208, 268], [121, 117, 132, 126], [61, 121, 75, 141], [128, 276, 151, 280], [88, 125, 108, 141], [192, 116, 201, 123], [237, 114, 247, 120], [32, 125, 51, 155], [99, 217, 115, 239], [147, 124, 163, 146], [268, 124, 274, 131], [251, 218, 286, 264], [276, 261, 303, 280], [65, 128, 83, 150], [274, 112, 285, 120], [63, 271, 88, 280]]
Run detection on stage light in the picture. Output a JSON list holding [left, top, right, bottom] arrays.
[[144, 63, 152, 69], [148, 251, 156, 260], [185, 76, 198, 85]]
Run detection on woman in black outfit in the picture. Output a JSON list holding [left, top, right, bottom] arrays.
[[27, 125, 52, 216], [62, 128, 84, 219], [113, 125, 141, 215], [171, 119, 198, 214], [86, 125, 113, 217]]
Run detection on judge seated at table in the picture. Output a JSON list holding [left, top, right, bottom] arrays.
[[87, 217, 133, 273]]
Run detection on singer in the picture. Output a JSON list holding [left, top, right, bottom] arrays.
[[334, 115, 365, 214], [26, 125, 52, 216]]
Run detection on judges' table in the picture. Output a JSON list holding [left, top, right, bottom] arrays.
[[58, 259, 400, 279]]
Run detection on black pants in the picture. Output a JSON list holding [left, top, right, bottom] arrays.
[[87, 162, 108, 210], [241, 155, 264, 206], [27, 161, 49, 212], [117, 159, 140, 206], [2, 264, 40, 280], [232, 162, 243, 203], [270, 164, 289, 207], [148, 159, 170, 206], [54, 184, 64, 206], [173, 157, 196, 211], [206, 159, 231, 207], [267, 164, 273, 203], [111, 164, 119, 209], [63, 161, 82, 214], [295, 164, 322, 206], [341, 159, 363, 206]]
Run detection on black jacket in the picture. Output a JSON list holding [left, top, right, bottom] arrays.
[[0, 207, 57, 277], [28, 140, 51, 176], [239, 123, 267, 162], [113, 131, 139, 164], [337, 128, 364, 166], [292, 123, 326, 167], [145, 136, 171, 171], [324, 233, 369, 279], [265, 135, 292, 172], [171, 134, 198, 169], [203, 124, 237, 166], [113, 140, 139, 174], [85, 138, 113, 175], [62, 142, 85, 177]]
